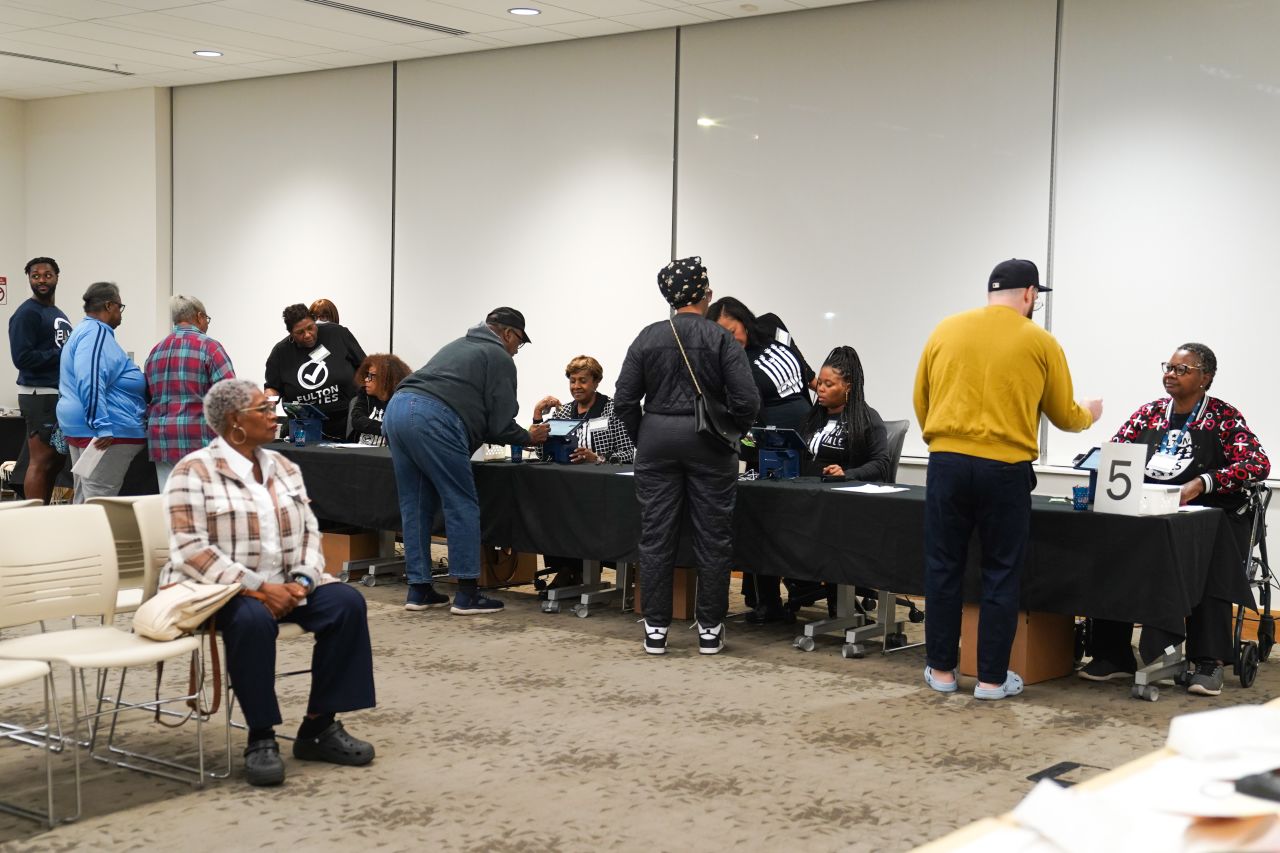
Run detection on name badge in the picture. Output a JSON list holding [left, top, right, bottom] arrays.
[[1147, 453, 1181, 476], [774, 328, 791, 346], [587, 417, 609, 433], [309, 344, 331, 362]]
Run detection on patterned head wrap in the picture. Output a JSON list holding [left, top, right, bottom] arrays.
[[657, 256, 709, 308]]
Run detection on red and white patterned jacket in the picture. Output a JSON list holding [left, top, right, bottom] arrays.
[[1111, 396, 1270, 496]]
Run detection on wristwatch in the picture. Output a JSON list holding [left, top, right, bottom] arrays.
[[290, 572, 314, 592]]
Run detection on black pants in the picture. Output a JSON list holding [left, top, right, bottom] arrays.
[[924, 452, 1034, 684], [742, 397, 811, 607], [635, 414, 737, 628], [1090, 512, 1249, 665], [219, 583, 376, 730]]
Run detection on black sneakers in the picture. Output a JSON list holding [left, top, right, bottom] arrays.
[[644, 621, 668, 655], [1077, 657, 1136, 682], [697, 622, 725, 655], [404, 583, 450, 611], [451, 590, 505, 615], [1187, 660, 1224, 696]]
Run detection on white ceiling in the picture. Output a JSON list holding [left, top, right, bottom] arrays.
[[0, 0, 859, 100]]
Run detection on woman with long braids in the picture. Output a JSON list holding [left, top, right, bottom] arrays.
[[801, 345, 891, 481]]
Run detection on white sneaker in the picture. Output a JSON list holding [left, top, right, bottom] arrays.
[[643, 621, 668, 655], [697, 622, 725, 655]]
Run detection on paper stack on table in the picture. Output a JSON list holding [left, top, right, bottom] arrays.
[[832, 483, 908, 495]]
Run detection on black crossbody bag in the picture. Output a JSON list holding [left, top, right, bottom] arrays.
[[669, 317, 740, 453]]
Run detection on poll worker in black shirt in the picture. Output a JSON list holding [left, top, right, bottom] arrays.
[[801, 346, 891, 481], [707, 295, 815, 621], [614, 257, 760, 656], [7, 256, 73, 504], [265, 304, 367, 440], [349, 354, 411, 446]]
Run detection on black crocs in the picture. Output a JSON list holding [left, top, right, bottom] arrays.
[[292, 720, 375, 766], [244, 738, 286, 786]]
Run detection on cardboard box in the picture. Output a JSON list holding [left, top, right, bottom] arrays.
[[960, 605, 1075, 685], [634, 567, 696, 621], [320, 528, 380, 577]]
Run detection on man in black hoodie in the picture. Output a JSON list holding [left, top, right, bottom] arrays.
[[383, 307, 550, 615]]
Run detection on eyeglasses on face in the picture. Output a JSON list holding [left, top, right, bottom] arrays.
[[363, 372, 378, 381], [1161, 362, 1204, 377], [238, 403, 276, 415]]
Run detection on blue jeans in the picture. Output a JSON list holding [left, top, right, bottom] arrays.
[[383, 391, 480, 583], [923, 452, 1033, 684]]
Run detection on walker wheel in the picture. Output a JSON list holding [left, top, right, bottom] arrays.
[[794, 636, 816, 652], [1239, 641, 1260, 688]]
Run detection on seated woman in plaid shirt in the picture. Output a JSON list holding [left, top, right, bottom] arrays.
[[162, 378, 377, 787], [529, 355, 636, 588]]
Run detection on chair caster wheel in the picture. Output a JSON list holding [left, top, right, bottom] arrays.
[[793, 636, 816, 652], [908, 609, 925, 624], [339, 569, 350, 583], [1131, 684, 1159, 702], [360, 575, 376, 587], [574, 604, 590, 618], [885, 632, 907, 650], [841, 643, 866, 659], [541, 600, 560, 614]]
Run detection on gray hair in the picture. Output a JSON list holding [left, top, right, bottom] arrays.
[[83, 281, 120, 314], [203, 378, 261, 435], [171, 294, 206, 325]]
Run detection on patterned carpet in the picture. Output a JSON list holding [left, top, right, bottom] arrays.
[[1, 578, 1275, 852]]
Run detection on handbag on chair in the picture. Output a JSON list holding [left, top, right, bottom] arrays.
[[133, 580, 241, 641], [668, 318, 741, 453]]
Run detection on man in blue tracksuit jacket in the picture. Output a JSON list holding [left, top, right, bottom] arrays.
[[57, 282, 147, 503]]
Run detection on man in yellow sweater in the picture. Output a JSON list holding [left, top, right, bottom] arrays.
[[914, 259, 1102, 700]]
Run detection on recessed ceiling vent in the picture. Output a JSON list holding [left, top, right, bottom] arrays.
[[301, 0, 469, 36]]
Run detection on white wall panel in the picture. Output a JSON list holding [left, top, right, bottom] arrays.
[[24, 88, 171, 373], [0, 97, 24, 407], [173, 65, 393, 387], [393, 31, 675, 415], [676, 0, 1058, 457], [1050, 0, 1280, 464]]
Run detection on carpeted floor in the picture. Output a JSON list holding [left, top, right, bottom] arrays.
[[1, 577, 1276, 852]]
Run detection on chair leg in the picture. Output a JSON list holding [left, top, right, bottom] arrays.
[[43, 675, 54, 828]]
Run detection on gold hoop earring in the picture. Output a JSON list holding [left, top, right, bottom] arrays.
[[230, 424, 247, 446]]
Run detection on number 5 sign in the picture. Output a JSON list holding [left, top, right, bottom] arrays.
[[1093, 442, 1148, 516]]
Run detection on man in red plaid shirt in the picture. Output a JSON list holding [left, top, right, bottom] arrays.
[[145, 295, 235, 488]]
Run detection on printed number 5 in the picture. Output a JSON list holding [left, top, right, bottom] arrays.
[[1106, 460, 1132, 501]]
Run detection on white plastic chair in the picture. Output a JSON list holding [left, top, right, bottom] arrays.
[[0, 659, 55, 827], [132, 495, 308, 779], [86, 496, 148, 614], [0, 505, 206, 820], [0, 499, 41, 510]]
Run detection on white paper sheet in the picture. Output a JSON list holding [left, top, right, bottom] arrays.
[[1177, 505, 1211, 513], [616, 471, 635, 476], [70, 442, 108, 477], [832, 484, 907, 494]]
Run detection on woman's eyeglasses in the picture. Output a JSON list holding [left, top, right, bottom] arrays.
[[363, 373, 378, 382], [1161, 363, 1203, 377], [238, 403, 276, 415]]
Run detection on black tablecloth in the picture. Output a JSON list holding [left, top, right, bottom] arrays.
[[1, 415, 26, 463], [276, 444, 1251, 634]]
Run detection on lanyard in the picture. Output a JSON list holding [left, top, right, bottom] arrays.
[[1158, 395, 1208, 454]]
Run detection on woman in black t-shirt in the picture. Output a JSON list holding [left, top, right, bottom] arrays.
[[801, 346, 890, 481], [349, 354, 411, 445], [264, 304, 367, 440]]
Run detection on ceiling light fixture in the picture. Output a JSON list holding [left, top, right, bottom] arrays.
[[696, 117, 717, 127], [193, 50, 223, 57], [508, 7, 541, 15]]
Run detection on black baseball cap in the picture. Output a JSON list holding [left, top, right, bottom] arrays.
[[988, 259, 1051, 292], [486, 306, 530, 343]]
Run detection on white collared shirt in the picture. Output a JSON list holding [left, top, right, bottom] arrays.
[[212, 438, 287, 585]]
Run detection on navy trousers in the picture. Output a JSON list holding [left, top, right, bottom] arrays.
[[924, 451, 1034, 684], [218, 583, 376, 730]]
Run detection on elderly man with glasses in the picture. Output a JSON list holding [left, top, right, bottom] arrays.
[[382, 307, 551, 615]]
